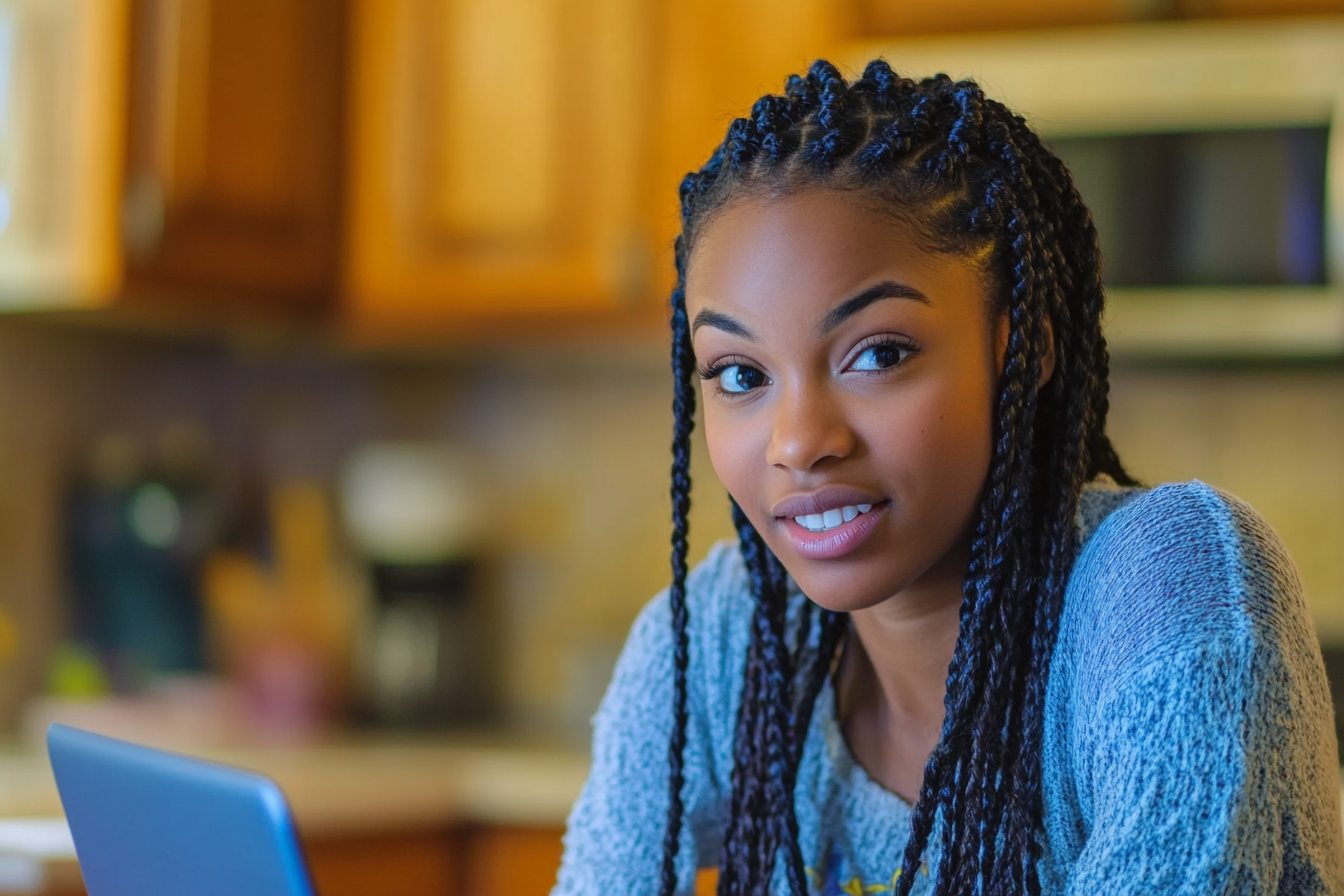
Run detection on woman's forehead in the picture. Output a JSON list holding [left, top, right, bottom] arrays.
[[688, 193, 919, 284], [684, 190, 990, 325]]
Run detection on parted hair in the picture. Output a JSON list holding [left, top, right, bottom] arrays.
[[661, 59, 1135, 896]]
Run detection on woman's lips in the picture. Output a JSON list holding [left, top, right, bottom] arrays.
[[778, 500, 889, 560], [772, 485, 880, 519]]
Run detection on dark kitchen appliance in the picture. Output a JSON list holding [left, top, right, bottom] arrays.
[[357, 559, 499, 728]]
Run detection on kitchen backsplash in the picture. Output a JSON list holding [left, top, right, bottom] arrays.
[[2, 318, 1343, 736], [1108, 365, 1344, 641], [0, 319, 738, 737]]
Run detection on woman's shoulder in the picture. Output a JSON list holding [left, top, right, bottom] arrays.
[[1066, 479, 1307, 672], [1046, 482, 1343, 893], [1078, 479, 1297, 601]]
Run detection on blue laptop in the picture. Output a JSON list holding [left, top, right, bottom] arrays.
[[47, 723, 316, 896]]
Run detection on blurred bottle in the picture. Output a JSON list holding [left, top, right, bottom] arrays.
[[64, 421, 220, 691], [202, 480, 359, 742]]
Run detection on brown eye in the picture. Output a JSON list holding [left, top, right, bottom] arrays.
[[718, 364, 767, 394], [851, 342, 906, 371]]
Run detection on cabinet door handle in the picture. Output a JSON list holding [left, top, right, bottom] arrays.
[[123, 0, 211, 256], [121, 171, 164, 258]]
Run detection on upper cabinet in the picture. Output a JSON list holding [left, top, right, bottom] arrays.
[[0, 0, 345, 318], [0, 0, 127, 309], [120, 0, 346, 317], [341, 0, 658, 333], [0, 0, 1335, 331], [643, 0, 850, 302]]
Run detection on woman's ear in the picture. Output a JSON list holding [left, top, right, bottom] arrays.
[[995, 311, 1057, 387]]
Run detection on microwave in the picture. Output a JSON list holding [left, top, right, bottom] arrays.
[[848, 18, 1344, 359]]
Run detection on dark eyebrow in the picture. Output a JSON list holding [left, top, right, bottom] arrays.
[[691, 308, 756, 341], [819, 280, 930, 335]]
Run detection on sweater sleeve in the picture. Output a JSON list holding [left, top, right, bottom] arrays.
[[1045, 482, 1344, 895], [552, 543, 751, 896]]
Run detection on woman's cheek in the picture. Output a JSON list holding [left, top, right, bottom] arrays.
[[928, 387, 995, 525], [886, 383, 990, 528], [704, 411, 761, 511]]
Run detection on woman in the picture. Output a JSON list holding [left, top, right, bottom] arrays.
[[554, 60, 1344, 895]]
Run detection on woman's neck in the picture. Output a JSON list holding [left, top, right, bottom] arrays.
[[834, 556, 964, 803]]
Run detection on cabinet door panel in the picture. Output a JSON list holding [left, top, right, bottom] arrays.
[[645, 0, 848, 302], [0, 0, 127, 307], [432, 0, 561, 237], [463, 825, 565, 896], [122, 0, 344, 312], [344, 0, 655, 328], [304, 828, 461, 896]]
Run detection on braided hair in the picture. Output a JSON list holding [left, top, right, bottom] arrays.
[[660, 60, 1135, 896]]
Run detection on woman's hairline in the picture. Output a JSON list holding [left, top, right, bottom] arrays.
[[682, 180, 1002, 314]]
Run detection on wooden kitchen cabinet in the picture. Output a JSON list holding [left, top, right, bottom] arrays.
[[313, 824, 717, 896], [34, 824, 724, 896], [305, 828, 463, 896], [306, 824, 571, 896], [8, 0, 1337, 333], [119, 0, 346, 317], [644, 0, 849, 301], [342, 0, 659, 333], [41, 826, 565, 896], [0, 0, 128, 310], [854, 0, 1344, 38], [461, 825, 567, 896]]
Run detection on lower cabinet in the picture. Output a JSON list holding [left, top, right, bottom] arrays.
[[306, 824, 722, 896], [41, 823, 721, 896], [304, 828, 463, 896], [306, 825, 566, 896]]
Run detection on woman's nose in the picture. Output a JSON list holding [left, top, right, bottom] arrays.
[[765, 384, 856, 472]]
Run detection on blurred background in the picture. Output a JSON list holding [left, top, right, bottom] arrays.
[[0, 0, 1342, 894]]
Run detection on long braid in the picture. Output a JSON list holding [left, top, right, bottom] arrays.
[[659, 225, 698, 896], [723, 502, 794, 895], [662, 58, 1134, 896], [966, 116, 1054, 896], [925, 174, 1048, 895], [999, 114, 1093, 895], [722, 500, 842, 896]]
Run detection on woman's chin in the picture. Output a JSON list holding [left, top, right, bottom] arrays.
[[787, 574, 907, 615]]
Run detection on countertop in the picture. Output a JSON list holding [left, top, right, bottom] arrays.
[[0, 735, 591, 893]]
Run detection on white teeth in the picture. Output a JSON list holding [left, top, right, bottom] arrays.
[[794, 504, 875, 532]]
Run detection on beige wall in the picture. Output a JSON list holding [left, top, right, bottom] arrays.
[[0, 322, 740, 737], [1, 319, 1342, 737], [0, 321, 236, 732], [1108, 366, 1344, 641], [450, 350, 736, 737], [486, 361, 1344, 734]]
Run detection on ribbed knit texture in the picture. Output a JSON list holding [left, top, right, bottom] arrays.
[[554, 481, 1344, 895]]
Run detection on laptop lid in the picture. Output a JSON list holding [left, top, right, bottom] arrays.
[[47, 723, 316, 896]]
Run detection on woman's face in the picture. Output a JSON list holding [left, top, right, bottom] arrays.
[[684, 189, 1003, 613]]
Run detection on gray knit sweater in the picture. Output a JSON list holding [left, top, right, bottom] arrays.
[[554, 481, 1344, 894]]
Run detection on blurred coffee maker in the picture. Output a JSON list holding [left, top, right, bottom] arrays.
[[341, 443, 497, 728]]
